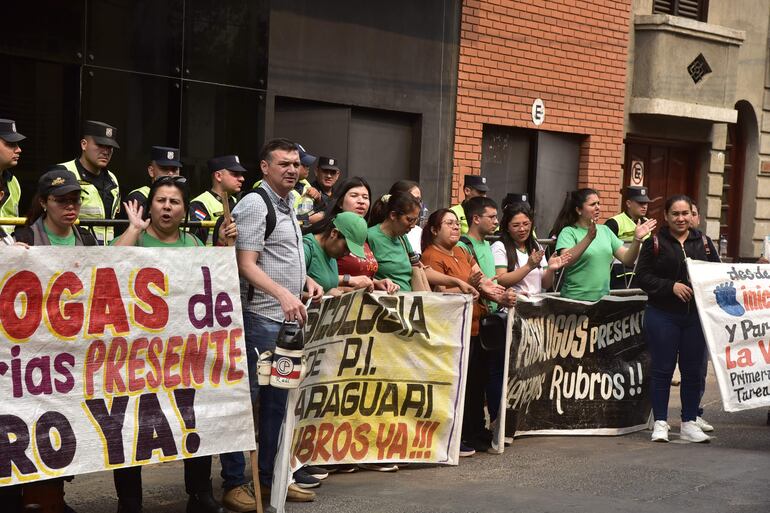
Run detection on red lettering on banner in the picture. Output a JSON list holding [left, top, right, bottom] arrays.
[[312, 423, 334, 461], [350, 423, 370, 459], [208, 330, 227, 385], [105, 337, 128, 394], [226, 328, 244, 383], [128, 337, 149, 392], [182, 333, 208, 387], [132, 268, 169, 331], [163, 336, 184, 388], [84, 340, 106, 398], [146, 337, 164, 388], [758, 340, 770, 364], [331, 422, 353, 460], [294, 425, 316, 463], [87, 268, 129, 336], [726, 345, 754, 368], [46, 272, 84, 338], [0, 270, 43, 341]]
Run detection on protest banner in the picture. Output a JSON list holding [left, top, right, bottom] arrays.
[[688, 259, 770, 411], [271, 290, 472, 512], [500, 293, 651, 438], [0, 247, 255, 486]]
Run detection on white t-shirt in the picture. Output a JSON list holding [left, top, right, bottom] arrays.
[[490, 240, 547, 295], [406, 225, 423, 256]]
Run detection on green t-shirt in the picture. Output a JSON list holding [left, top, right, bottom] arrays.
[[457, 234, 497, 311], [367, 224, 413, 292], [110, 230, 203, 247], [303, 233, 339, 293], [44, 224, 76, 246], [556, 224, 623, 301]]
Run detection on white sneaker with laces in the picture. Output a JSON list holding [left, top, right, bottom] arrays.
[[651, 420, 670, 442], [695, 416, 714, 432], [680, 421, 711, 443]]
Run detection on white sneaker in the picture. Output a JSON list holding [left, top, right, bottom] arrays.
[[651, 420, 670, 442], [680, 421, 711, 443], [695, 416, 714, 432]]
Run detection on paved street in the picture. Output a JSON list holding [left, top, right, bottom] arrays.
[[66, 369, 770, 513]]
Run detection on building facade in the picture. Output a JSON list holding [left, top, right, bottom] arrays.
[[626, 0, 768, 260], [452, 0, 631, 232]]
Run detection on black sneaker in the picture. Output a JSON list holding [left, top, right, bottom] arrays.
[[459, 442, 476, 457], [186, 490, 225, 513], [293, 468, 321, 489], [303, 465, 330, 480]]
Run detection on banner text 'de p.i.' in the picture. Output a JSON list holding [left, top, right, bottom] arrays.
[[283, 291, 472, 470], [0, 247, 255, 486]]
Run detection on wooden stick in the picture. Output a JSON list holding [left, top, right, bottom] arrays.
[[222, 192, 232, 222], [250, 448, 263, 513]]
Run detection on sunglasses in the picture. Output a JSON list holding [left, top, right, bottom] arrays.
[[154, 175, 187, 185]]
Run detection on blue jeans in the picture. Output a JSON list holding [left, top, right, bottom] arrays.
[[220, 311, 288, 489], [644, 305, 706, 422]]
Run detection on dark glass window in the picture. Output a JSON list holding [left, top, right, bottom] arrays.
[[183, 0, 269, 89], [3, 1, 85, 64], [0, 56, 81, 211], [87, 0, 183, 76], [82, 68, 182, 196], [653, 0, 709, 22], [181, 82, 265, 195]]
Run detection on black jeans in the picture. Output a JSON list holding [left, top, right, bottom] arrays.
[[462, 336, 488, 441], [114, 456, 213, 499]]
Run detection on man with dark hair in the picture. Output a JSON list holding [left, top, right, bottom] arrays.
[[457, 196, 515, 453], [450, 175, 489, 234], [219, 138, 324, 508], [0, 119, 25, 236], [60, 120, 121, 243], [189, 155, 245, 246]]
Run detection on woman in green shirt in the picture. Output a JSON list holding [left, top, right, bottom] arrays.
[[551, 188, 656, 301], [366, 192, 422, 291], [113, 176, 209, 247], [111, 175, 226, 513], [303, 211, 368, 294]]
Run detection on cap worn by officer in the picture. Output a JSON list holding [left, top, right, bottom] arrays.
[[208, 155, 247, 174], [626, 186, 650, 203], [38, 166, 82, 196], [0, 119, 26, 143], [464, 175, 489, 192], [317, 156, 340, 173], [151, 146, 183, 168], [333, 211, 367, 259], [297, 144, 317, 168], [83, 120, 120, 149], [502, 192, 530, 209]]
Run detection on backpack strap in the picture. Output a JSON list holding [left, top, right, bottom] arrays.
[[245, 187, 278, 302], [459, 235, 479, 264], [702, 234, 711, 256]]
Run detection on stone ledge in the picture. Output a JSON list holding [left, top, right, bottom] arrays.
[[630, 97, 738, 123], [635, 14, 745, 46]]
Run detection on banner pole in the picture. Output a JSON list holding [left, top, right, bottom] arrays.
[[250, 448, 263, 513]]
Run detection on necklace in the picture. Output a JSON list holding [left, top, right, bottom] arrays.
[[432, 243, 457, 260]]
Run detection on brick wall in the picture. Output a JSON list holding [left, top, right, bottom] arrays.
[[453, 0, 630, 216]]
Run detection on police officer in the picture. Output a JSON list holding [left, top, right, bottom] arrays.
[[189, 155, 245, 245], [450, 174, 489, 235], [60, 120, 121, 244], [605, 185, 651, 288], [605, 185, 651, 242], [0, 119, 25, 236], [125, 146, 183, 211]]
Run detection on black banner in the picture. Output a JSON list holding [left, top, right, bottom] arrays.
[[504, 294, 651, 436]]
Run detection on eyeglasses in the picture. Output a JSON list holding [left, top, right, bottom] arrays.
[[154, 175, 187, 186], [50, 196, 82, 206], [404, 215, 419, 224], [442, 220, 460, 227], [479, 214, 498, 220]]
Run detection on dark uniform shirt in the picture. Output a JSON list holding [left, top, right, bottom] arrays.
[[189, 190, 237, 245], [75, 159, 119, 219]]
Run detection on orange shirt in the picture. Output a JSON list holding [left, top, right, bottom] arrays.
[[421, 244, 483, 336]]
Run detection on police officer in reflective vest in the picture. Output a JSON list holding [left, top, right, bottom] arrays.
[[60, 120, 121, 244], [606, 185, 651, 288], [450, 174, 489, 235], [0, 119, 25, 236], [125, 146, 183, 211], [189, 155, 245, 245]]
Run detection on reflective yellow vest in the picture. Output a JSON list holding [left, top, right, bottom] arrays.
[[608, 211, 649, 243], [129, 185, 150, 200], [61, 160, 120, 243], [0, 173, 20, 235], [190, 190, 236, 246]]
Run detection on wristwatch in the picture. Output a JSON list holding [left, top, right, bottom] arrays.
[[343, 274, 351, 286]]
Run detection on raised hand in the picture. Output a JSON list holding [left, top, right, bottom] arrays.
[[635, 218, 657, 241], [547, 250, 571, 270], [527, 248, 545, 270], [123, 200, 150, 232]]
